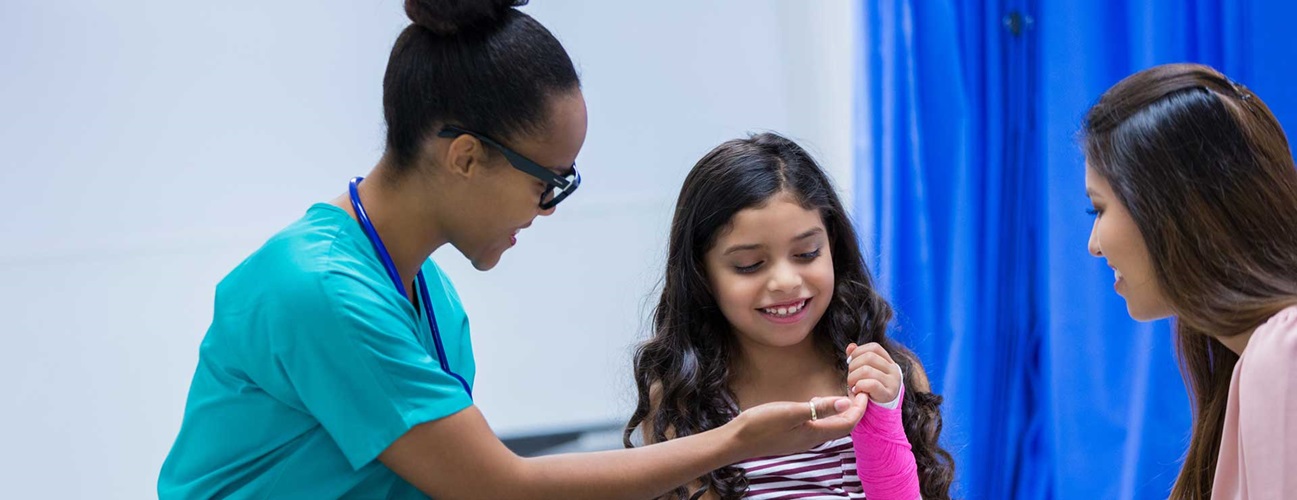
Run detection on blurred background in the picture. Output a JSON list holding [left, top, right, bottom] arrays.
[[1, 1, 1294, 499]]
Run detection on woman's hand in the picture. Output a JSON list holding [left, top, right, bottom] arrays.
[[726, 395, 866, 458], [846, 342, 902, 405]]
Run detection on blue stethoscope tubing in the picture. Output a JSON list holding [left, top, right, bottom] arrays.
[[348, 176, 473, 398]]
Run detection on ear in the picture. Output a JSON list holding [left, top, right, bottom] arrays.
[[439, 134, 489, 180]]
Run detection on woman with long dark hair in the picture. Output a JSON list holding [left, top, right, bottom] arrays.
[[1083, 63, 1297, 499], [626, 132, 955, 499]]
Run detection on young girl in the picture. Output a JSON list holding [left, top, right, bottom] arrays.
[[625, 133, 955, 499], [1083, 63, 1297, 499]]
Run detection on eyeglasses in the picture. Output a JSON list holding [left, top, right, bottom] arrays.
[[437, 125, 581, 210]]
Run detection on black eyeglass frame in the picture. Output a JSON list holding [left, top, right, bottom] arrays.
[[436, 125, 581, 209]]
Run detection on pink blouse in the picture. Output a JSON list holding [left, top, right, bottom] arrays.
[[1212, 306, 1297, 499]]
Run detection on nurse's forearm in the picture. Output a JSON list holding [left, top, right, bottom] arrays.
[[383, 400, 855, 498], [514, 425, 743, 500], [381, 405, 747, 500]]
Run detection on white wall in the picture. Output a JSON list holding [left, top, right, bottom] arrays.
[[0, 1, 859, 497]]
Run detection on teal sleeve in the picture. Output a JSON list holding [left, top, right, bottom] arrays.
[[264, 266, 473, 470]]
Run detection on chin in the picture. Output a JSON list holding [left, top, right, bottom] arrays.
[[753, 326, 815, 348], [457, 243, 505, 271], [470, 254, 503, 271], [776, 334, 815, 348], [1126, 303, 1173, 322]]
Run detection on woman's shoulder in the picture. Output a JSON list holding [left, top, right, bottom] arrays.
[[215, 204, 420, 328], [1251, 306, 1297, 352], [233, 203, 368, 282], [1239, 305, 1297, 382], [1226, 305, 1297, 496]]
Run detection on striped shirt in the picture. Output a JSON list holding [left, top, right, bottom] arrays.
[[731, 436, 865, 499]]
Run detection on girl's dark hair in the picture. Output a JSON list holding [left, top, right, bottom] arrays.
[[384, 0, 580, 169], [1083, 63, 1297, 499], [624, 132, 955, 499]]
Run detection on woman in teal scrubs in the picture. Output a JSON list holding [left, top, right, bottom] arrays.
[[158, 1, 865, 498]]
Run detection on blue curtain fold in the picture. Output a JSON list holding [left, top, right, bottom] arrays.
[[859, 1, 1297, 498]]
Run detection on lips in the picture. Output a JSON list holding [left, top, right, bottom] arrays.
[[509, 222, 531, 247]]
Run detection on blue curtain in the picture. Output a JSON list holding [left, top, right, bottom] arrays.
[[859, 1, 1297, 499]]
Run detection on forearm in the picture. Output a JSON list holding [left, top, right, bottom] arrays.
[[386, 400, 859, 499], [512, 425, 743, 500], [851, 388, 919, 500]]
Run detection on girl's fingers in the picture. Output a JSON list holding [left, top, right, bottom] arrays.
[[848, 364, 889, 387], [848, 350, 893, 375]]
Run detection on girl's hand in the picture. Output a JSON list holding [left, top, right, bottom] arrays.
[[845, 343, 902, 405]]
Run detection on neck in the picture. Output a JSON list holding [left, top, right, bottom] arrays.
[[1216, 327, 1256, 356], [334, 160, 448, 293], [730, 332, 840, 407]]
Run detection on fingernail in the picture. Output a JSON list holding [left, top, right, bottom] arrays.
[[833, 398, 851, 412]]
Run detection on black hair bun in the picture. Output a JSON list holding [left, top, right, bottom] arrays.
[[405, 0, 528, 36]]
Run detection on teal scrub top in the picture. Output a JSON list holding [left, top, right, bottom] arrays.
[[159, 203, 475, 499]]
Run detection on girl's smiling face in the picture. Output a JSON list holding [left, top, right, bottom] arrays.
[[705, 192, 836, 348]]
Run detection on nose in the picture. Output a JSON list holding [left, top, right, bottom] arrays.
[[1088, 220, 1103, 257], [765, 260, 803, 293], [538, 204, 557, 217]]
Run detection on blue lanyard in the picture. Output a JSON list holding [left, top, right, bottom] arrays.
[[348, 177, 472, 398]]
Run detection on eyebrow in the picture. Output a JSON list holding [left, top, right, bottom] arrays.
[[721, 227, 825, 255]]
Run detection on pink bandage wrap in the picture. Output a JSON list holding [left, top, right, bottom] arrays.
[[851, 385, 920, 500]]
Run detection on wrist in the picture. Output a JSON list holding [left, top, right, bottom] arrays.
[[871, 389, 902, 410], [716, 413, 754, 463]]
